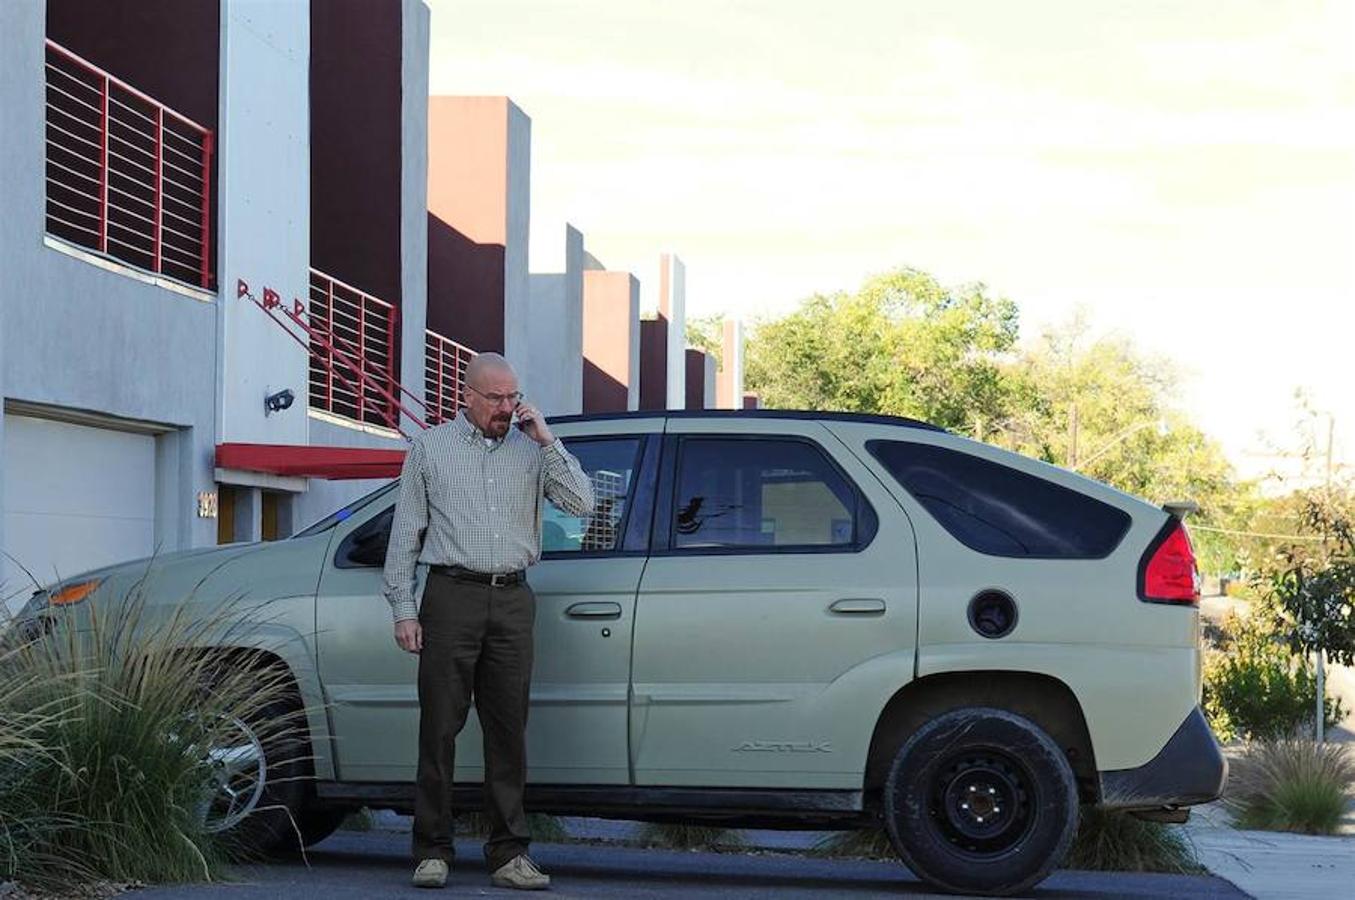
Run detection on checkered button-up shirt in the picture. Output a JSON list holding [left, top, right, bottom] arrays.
[[381, 411, 594, 622]]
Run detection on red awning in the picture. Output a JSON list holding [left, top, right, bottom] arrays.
[[216, 443, 407, 480]]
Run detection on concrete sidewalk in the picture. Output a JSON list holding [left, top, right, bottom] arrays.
[[1186, 822, 1355, 900]]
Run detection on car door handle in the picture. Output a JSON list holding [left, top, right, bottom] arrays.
[[565, 601, 623, 620], [830, 598, 886, 615]]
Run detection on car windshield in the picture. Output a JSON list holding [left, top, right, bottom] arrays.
[[291, 480, 399, 538]]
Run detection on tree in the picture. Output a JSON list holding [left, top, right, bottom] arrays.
[[1255, 489, 1355, 739], [742, 269, 1251, 573], [1002, 315, 1248, 573], [685, 315, 725, 367], [744, 268, 1019, 431]]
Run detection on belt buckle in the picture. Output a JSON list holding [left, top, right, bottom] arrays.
[[490, 573, 507, 588]]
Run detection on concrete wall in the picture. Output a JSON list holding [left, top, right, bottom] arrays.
[[399, 0, 430, 407], [638, 315, 668, 411], [427, 96, 528, 355], [290, 414, 404, 533], [216, 0, 310, 448], [685, 348, 716, 411], [659, 254, 687, 410], [45, 0, 221, 283], [291, 0, 428, 528], [526, 224, 584, 417], [309, 0, 402, 307], [503, 102, 532, 375], [716, 318, 745, 409], [582, 271, 640, 413], [0, 0, 219, 594]]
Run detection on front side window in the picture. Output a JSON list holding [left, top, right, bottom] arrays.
[[671, 438, 865, 551], [542, 438, 644, 554], [867, 440, 1131, 559]]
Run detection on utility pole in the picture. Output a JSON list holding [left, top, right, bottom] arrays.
[[1317, 413, 1335, 742]]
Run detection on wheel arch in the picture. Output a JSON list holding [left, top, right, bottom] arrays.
[[865, 670, 1099, 805]]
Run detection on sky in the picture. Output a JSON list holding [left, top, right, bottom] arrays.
[[427, 0, 1355, 483]]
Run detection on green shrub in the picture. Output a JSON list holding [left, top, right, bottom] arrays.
[[1203, 611, 1344, 742], [1226, 739, 1355, 834], [1062, 807, 1203, 874], [0, 582, 300, 889]]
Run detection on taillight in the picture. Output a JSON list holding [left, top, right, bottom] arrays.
[[1139, 520, 1199, 605]]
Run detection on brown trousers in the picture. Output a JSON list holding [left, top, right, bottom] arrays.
[[412, 571, 535, 871]]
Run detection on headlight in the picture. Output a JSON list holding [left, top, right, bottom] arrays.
[[50, 579, 101, 606], [7, 578, 100, 642]]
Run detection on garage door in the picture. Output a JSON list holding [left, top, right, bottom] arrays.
[[4, 415, 156, 596]]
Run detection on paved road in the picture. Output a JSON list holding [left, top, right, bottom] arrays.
[[132, 830, 1249, 899]]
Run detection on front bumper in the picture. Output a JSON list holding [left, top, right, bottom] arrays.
[[1098, 706, 1227, 809]]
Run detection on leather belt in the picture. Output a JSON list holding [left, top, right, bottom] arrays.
[[432, 565, 526, 588]]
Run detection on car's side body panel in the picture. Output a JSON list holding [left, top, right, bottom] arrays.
[[826, 422, 1202, 771], [629, 418, 920, 788]]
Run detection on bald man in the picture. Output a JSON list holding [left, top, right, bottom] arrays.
[[383, 353, 594, 890]]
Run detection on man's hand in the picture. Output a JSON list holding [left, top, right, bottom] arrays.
[[394, 619, 423, 654], [515, 402, 555, 446]]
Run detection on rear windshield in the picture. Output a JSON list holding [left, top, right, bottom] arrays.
[[866, 440, 1131, 559]]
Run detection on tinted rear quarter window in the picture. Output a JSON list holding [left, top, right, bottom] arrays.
[[866, 440, 1131, 559]]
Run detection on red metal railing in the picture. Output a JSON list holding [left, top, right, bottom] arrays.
[[239, 278, 429, 436], [308, 269, 402, 428], [425, 329, 477, 424], [44, 40, 213, 289]]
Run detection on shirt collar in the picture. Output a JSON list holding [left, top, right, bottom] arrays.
[[454, 411, 502, 446]]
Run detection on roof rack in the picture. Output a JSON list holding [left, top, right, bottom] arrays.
[[545, 409, 946, 432]]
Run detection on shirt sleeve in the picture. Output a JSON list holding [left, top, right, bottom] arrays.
[[382, 437, 428, 623], [541, 438, 594, 518]]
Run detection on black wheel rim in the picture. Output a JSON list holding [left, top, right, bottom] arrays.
[[926, 747, 1037, 858]]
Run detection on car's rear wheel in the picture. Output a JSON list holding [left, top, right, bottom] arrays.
[[883, 707, 1077, 897]]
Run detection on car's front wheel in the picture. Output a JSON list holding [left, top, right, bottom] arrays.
[[883, 707, 1078, 897], [198, 693, 311, 857]]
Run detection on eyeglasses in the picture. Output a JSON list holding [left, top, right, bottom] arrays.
[[467, 385, 524, 406]]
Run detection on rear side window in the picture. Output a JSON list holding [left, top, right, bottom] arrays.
[[671, 437, 872, 551], [866, 440, 1130, 559]]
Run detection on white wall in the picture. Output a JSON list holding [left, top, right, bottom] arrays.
[[663, 254, 687, 410], [525, 224, 584, 417], [703, 354, 717, 409], [502, 101, 532, 372], [216, 0, 311, 447], [1, 1, 218, 599], [627, 276, 641, 411], [399, 0, 430, 408]]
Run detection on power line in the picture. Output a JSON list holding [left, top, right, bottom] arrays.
[[1190, 524, 1323, 542]]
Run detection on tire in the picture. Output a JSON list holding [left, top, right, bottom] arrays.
[[295, 806, 353, 848], [200, 693, 312, 858], [883, 707, 1078, 897]]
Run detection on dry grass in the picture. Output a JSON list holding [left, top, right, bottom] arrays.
[[1063, 807, 1203, 874], [1, 579, 305, 889], [1225, 739, 1355, 834], [635, 823, 746, 851]]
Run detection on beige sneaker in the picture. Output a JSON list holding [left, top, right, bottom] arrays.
[[490, 854, 551, 890], [412, 858, 449, 888]]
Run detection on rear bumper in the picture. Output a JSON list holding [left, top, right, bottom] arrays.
[[1097, 706, 1227, 809]]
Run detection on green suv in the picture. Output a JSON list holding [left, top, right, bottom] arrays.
[[11, 411, 1226, 896]]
